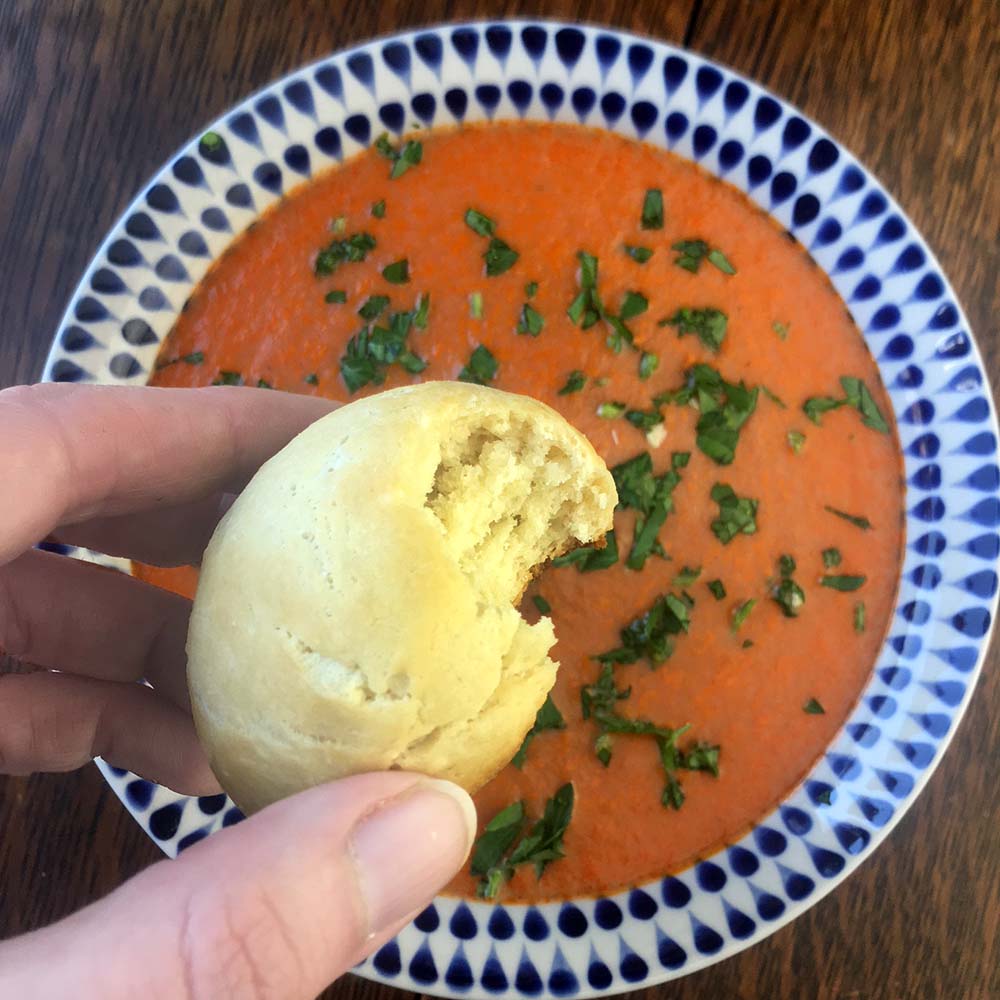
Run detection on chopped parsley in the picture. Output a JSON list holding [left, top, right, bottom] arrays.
[[532, 594, 552, 616], [371, 199, 386, 218], [304, 373, 319, 386], [517, 302, 544, 336], [620, 291, 649, 320], [761, 385, 787, 409], [374, 133, 423, 179], [596, 592, 690, 667], [212, 370, 243, 386], [471, 783, 574, 899], [803, 376, 889, 433], [820, 574, 867, 592], [822, 547, 842, 568], [854, 601, 866, 633], [610, 451, 686, 569], [707, 579, 727, 600], [325, 289, 348, 304], [671, 240, 736, 275], [661, 307, 728, 352], [624, 244, 654, 263], [824, 505, 872, 530], [772, 554, 805, 617], [639, 351, 659, 380], [357, 294, 390, 321], [382, 259, 410, 284], [731, 598, 756, 632], [640, 189, 664, 230], [710, 483, 759, 544], [552, 529, 619, 572], [567, 251, 603, 329], [657, 364, 759, 465], [581, 664, 719, 809], [314, 231, 376, 276], [340, 308, 427, 393], [464, 208, 495, 237], [465, 208, 520, 275], [458, 344, 499, 385], [469, 291, 483, 319], [413, 292, 431, 329], [787, 429, 807, 453], [558, 370, 587, 395], [803, 697, 825, 715], [674, 565, 701, 587], [597, 401, 627, 419], [525, 281, 539, 298], [511, 695, 565, 769], [625, 408, 664, 433]]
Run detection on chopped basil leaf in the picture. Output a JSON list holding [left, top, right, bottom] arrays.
[[552, 529, 618, 572], [484, 237, 519, 276], [340, 308, 427, 392], [731, 598, 756, 632], [558, 370, 587, 395], [357, 294, 390, 320], [638, 351, 659, 380], [182, 351, 204, 365], [511, 694, 565, 769], [674, 565, 701, 587], [525, 281, 539, 298], [596, 592, 691, 667], [325, 290, 348, 304], [641, 188, 664, 230], [611, 451, 685, 569], [619, 291, 649, 321], [707, 579, 727, 600], [304, 373, 319, 385], [787, 429, 806, 453], [257, 378, 274, 389], [624, 244, 654, 263], [854, 601, 866, 633], [567, 251, 604, 330], [662, 307, 727, 352], [773, 320, 790, 340], [371, 199, 386, 218], [803, 697, 825, 715], [532, 594, 552, 616], [840, 375, 890, 433], [625, 408, 663, 432], [469, 291, 483, 319], [314, 231, 376, 276], [761, 385, 787, 409], [822, 547, 842, 568], [803, 395, 846, 425], [458, 344, 498, 385], [710, 483, 759, 544], [517, 302, 544, 336], [212, 370, 243, 386], [413, 292, 431, 329], [597, 401, 627, 419], [330, 216, 347, 234], [470, 801, 525, 882], [820, 574, 867, 592], [707, 248, 737, 274], [464, 208, 496, 237], [375, 133, 423, 179], [507, 783, 574, 875], [824, 505, 872, 530], [772, 554, 805, 617], [382, 259, 410, 284]]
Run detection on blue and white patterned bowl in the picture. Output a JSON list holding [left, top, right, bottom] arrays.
[[43, 21, 998, 997]]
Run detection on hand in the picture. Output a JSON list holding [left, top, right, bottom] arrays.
[[0, 383, 476, 998]]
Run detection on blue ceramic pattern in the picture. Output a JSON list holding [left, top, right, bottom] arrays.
[[42, 20, 997, 998]]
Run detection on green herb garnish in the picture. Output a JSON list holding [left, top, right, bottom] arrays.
[[824, 506, 872, 530], [710, 483, 759, 544], [558, 370, 587, 395], [773, 320, 789, 340], [625, 408, 663, 432], [532, 594, 551, 616], [610, 451, 685, 570], [315, 231, 376, 277], [597, 401, 627, 419], [304, 373, 319, 386], [256, 378, 273, 389], [458, 344, 499, 385], [374, 133, 423, 179], [820, 574, 867, 592], [762, 385, 787, 409], [484, 238, 519, 276], [596, 592, 690, 667], [469, 290, 483, 319], [325, 290, 348, 304], [382, 259, 410, 284], [674, 566, 701, 587], [841, 376, 890, 433], [772, 554, 805, 617], [567, 250, 603, 328], [517, 302, 544, 336], [157, 350, 205, 369], [340, 309, 427, 393], [803, 395, 846, 425], [661, 307, 728, 352], [639, 351, 659, 380], [413, 292, 430, 329], [525, 281, 539, 298], [212, 370, 243, 386], [371, 199, 386, 218], [822, 547, 842, 568], [464, 208, 496, 237], [707, 579, 727, 600], [357, 294, 390, 321], [787, 429, 806, 453], [624, 244, 654, 263], [731, 598, 756, 632], [803, 697, 825, 715], [671, 240, 736, 274], [552, 529, 618, 572], [641, 189, 664, 230], [511, 695, 565, 769], [854, 601, 866, 633]]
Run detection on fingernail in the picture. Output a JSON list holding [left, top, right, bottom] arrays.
[[350, 779, 477, 933]]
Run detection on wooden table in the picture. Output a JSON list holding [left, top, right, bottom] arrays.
[[1, 1, 997, 997]]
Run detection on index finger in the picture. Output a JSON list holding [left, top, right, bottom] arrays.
[[0, 383, 336, 565]]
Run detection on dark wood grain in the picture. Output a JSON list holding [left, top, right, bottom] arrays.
[[1, 1, 997, 997]]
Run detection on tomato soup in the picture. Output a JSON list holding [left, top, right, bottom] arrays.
[[140, 123, 904, 903]]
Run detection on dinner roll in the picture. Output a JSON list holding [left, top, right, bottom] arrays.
[[187, 381, 616, 813]]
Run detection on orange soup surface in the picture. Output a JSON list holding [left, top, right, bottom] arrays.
[[140, 123, 904, 903]]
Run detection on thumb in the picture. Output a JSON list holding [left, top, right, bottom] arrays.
[[0, 772, 476, 999]]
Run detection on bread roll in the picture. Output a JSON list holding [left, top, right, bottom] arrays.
[[187, 381, 616, 813]]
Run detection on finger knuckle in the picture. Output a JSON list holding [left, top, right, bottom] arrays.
[[179, 887, 307, 1000]]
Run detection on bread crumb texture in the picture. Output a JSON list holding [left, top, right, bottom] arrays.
[[187, 381, 616, 812]]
